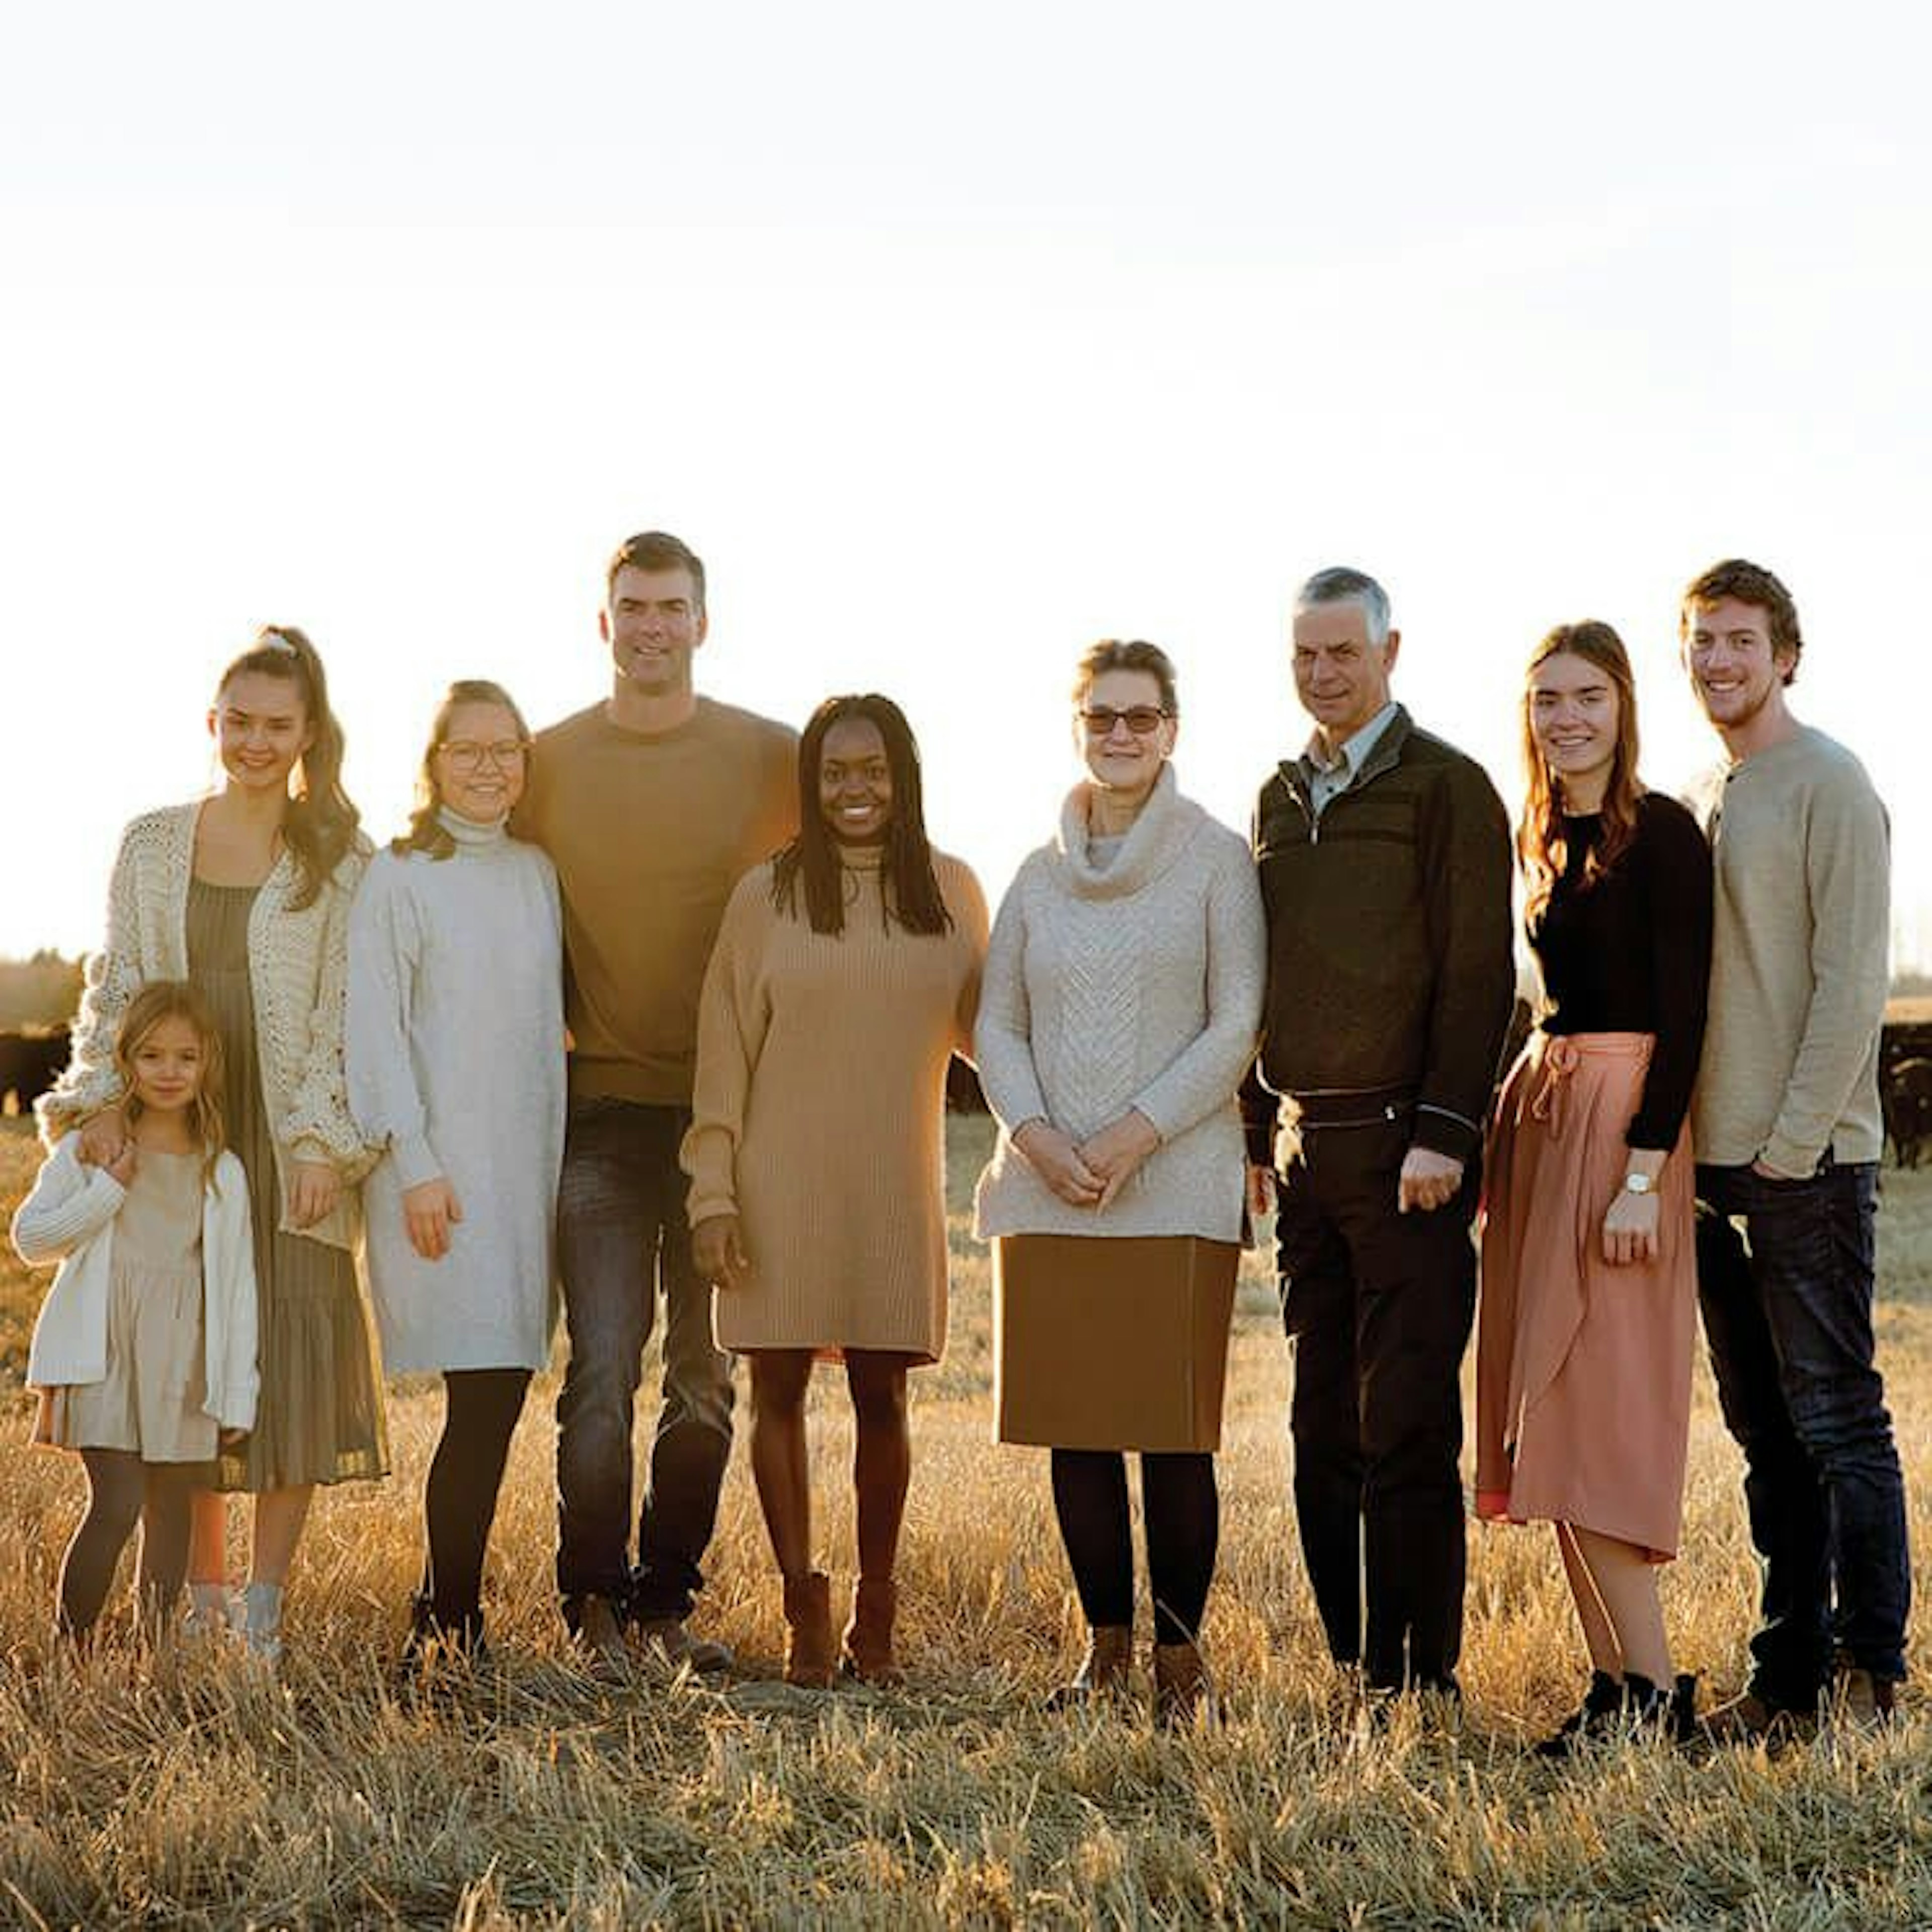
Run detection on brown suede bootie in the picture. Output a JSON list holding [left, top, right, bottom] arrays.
[[1050, 1624, 1134, 1708], [782, 1571, 837, 1688], [1153, 1640, 1214, 1728], [841, 1576, 901, 1684]]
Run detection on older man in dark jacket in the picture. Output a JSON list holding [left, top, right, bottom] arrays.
[[1248, 566, 1514, 1704]]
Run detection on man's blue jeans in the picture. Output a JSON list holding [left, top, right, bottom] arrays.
[[1695, 1160, 1909, 1698], [554, 1099, 735, 1624]]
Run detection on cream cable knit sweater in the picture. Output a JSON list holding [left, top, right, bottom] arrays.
[[39, 801, 371, 1253], [973, 767, 1265, 1243]]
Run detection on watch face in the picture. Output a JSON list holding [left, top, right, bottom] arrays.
[[1624, 1173, 1653, 1195]]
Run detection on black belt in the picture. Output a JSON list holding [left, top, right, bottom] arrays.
[[1286, 1085, 1416, 1131]]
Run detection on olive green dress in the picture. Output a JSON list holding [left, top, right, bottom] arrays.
[[188, 879, 387, 1490]]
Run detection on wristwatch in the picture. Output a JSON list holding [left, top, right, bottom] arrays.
[[1621, 1171, 1655, 1195]]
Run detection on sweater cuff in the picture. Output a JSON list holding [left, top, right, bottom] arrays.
[[390, 1134, 443, 1191], [1757, 1132, 1823, 1182]]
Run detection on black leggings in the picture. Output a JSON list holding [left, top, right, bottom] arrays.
[[1050, 1448, 1219, 1646], [421, 1368, 531, 1630], [58, 1451, 200, 1637]]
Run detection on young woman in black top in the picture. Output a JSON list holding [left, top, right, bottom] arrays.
[[1475, 621, 1713, 1752]]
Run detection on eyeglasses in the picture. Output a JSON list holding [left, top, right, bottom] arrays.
[[439, 739, 530, 772], [1079, 705, 1170, 738]]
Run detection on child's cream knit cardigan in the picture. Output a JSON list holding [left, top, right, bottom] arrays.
[[38, 801, 372, 1252]]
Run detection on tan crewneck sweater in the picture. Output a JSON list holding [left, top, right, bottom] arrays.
[[1686, 725, 1889, 1172], [513, 698, 798, 1106]]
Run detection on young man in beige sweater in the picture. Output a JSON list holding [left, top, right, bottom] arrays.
[[515, 531, 797, 1670], [1681, 557, 1907, 1738]]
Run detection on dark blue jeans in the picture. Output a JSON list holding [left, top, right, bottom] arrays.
[[1695, 1160, 1909, 1697], [555, 1099, 735, 1624]]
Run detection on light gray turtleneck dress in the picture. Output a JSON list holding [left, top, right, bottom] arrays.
[[346, 811, 566, 1375]]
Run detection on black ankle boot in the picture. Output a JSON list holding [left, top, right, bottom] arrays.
[[1534, 1668, 1624, 1757], [1619, 1671, 1698, 1744]]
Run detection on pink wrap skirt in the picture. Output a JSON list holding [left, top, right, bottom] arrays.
[[1475, 1031, 1697, 1561]]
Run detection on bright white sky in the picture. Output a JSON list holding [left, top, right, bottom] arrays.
[[3, 3, 1927, 965]]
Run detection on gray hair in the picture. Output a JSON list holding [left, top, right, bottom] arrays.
[[1295, 566, 1392, 647]]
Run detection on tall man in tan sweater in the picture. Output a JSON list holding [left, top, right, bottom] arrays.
[[516, 530, 797, 1668], [1682, 558, 1907, 1737]]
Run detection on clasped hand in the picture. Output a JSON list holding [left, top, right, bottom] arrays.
[[1014, 1110, 1159, 1210]]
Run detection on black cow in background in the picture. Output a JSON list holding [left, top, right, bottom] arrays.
[[1881, 1022, 1932, 1170], [0, 1027, 68, 1117]]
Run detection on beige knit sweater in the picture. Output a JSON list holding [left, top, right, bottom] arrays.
[[1686, 725, 1889, 1172], [682, 848, 987, 1360], [39, 801, 372, 1252]]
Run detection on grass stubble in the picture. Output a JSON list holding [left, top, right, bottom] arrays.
[[3, 1115, 1931, 1929]]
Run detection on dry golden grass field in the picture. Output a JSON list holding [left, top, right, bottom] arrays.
[[4, 1112, 1931, 1929]]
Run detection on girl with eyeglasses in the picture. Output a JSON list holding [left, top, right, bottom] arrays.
[[347, 681, 565, 1664], [974, 639, 1264, 1725], [41, 625, 385, 1662], [683, 694, 987, 1687]]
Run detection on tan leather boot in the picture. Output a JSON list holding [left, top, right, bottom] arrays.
[[1153, 1639, 1214, 1728], [1050, 1624, 1134, 1708], [782, 1571, 837, 1687], [841, 1576, 901, 1684]]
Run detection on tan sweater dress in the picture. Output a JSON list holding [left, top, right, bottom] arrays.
[[682, 848, 987, 1361]]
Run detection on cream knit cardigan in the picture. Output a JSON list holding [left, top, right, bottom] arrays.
[[17, 1135, 260, 1430], [973, 767, 1265, 1243], [38, 801, 372, 1252]]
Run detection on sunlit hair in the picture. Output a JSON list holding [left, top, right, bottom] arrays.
[[114, 981, 227, 1189], [1680, 557, 1803, 687], [771, 695, 953, 938], [1295, 565, 1392, 648], [1071, 638, 1180, 716], [1518, 621, 1645, 925], [605, 530, 706, 614], [212, 624, 361, 910], [393, 680, 533, 860]]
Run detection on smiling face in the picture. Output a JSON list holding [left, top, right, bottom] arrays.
[[600, 561, 706, 698], [1528, 651, 1621, 807], [1292, 598, 1399, 746], [1077, 666, 1175, 809], [209, 669, 313, 797], [433, 699, 529, 824], [818, 715, 894, 844], [128, 1012, 208, 1116], [1683, 595, 1796, 748]]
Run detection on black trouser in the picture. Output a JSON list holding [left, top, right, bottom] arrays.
[[1273, 1114, 1478, 1691], [1050, 1448, 1219, 1646], [420, 1368, 531, 1636]]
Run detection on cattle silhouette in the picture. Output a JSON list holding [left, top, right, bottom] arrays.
[[0, 1026, 70, 1117]]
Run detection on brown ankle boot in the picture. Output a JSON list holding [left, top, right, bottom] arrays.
[[782, 1571, 837, 1687], [1153, 1640, 1214, 1728], [1050, 1624, 1133, 1708], [841, 1576, 901, 1684]]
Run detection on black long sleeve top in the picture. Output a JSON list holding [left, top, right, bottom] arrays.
[[1529, 791, 1714, 1150]]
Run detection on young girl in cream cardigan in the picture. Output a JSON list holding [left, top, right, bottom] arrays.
[[17, 983, 258, 1642]]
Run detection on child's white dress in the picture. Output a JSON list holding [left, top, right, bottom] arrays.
[[39, 1148, 216, 1462]]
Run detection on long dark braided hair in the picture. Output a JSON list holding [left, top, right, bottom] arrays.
[[770, 694, 953, 937]]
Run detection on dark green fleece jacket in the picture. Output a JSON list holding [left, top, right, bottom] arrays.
[[1247, 706, 1515, 1163]]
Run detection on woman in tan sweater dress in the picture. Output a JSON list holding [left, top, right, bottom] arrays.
[[684, 695, 986, 1686]]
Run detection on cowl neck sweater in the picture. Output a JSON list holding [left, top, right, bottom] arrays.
[[1049, 765, 1206, 902]]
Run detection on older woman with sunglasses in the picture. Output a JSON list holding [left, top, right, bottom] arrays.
[[975, 640, 1264, 1724]]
